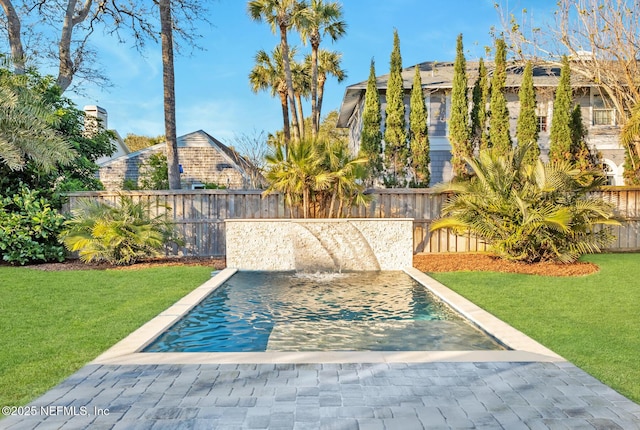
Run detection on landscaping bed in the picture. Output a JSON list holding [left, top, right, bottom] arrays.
[[18, 253, 600, 277], [413, 252, 599, 276]]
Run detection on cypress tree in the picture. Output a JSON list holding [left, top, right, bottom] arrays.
[[359, 58, 383, 183], [449, 33, 471, 178], [570, 104, 598, 170], [516, 61, 540, 165], [409, 65, 430, 187], [470, 58, 489, 152], [549, 55, 573, 163], [489, 38, 512, 153], [384, 29, 408, 186]]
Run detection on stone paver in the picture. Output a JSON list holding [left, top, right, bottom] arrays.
[[2, 362, 639, 429]]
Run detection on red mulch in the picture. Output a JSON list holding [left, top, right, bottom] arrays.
[[413, 253, 599, 277]]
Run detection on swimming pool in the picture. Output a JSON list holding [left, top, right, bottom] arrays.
[[144, 271, 504, 353]]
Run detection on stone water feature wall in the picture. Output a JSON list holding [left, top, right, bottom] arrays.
[[225, 219, 414, 271]]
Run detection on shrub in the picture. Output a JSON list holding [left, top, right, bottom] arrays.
[[431, 144, 619, 263], [0, 187, 66, 265], [61, 194, 183, 265]]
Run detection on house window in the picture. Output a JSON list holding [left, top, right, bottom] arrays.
[[592, 92, 616, 125], [537, 116, 548, 132], [593, 108, 614, 126], [429, 94, 447, 136]]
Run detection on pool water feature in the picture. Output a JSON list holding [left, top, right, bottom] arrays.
[[144, 271, 504, 352]]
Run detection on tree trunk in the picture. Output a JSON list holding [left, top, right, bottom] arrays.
[[0, 0, 25, 74], [279, 23, 300, 143], [316, 75, 327, 133], [310, 40, 319, 137], [278, 86, 291, 146], [295, 93, 305, 139], [57, 0, 93, 92], [159, 0, 181, 190]]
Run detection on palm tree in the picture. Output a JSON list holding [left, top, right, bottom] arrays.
[[318, 139, 367, 218], [291, 56, 311, 139], [0, 72, 75, 171], [431, 144, 618, 263], [248, 0, 306, 143], [298, 0, 346, 137], [249, 46, 293, 143], [159, 0, 180, 189], [264, 138, 324, 218], [315, 49, 346, 131]]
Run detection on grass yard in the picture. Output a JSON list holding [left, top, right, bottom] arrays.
[[0, 265, 213, 411], [429, 253, 640, 404]]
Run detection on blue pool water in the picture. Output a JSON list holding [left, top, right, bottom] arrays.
[[144, 271, 504, 352]]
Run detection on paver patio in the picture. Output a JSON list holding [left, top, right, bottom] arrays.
[[2, 361, 640, 429]]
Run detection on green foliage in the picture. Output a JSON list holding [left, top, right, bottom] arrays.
[[516, 61, 540, 165], [0, 188, 66, 265], [549, 55, 573, 163], [139, 153, 169, 190], [383, 30, 408, 185], [0, 67, 115, 201], [61, 195, 183, 265], [409, 65, 430, 187], [431, 144, 618, 263], [0, 68, 75, 173], [124, 133, 165, 152], [488, 38, 512, 152], [621, 103, 640, 184], [570, 105, 599, 171], [122, 178, 139, 190], [203, 182, 227, 189], [449, 34, 471, 178], [264, 137, 367, 218], [470, 58, 489, 152], [359, 59, 383, 183]]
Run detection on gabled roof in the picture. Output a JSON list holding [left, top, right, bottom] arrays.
[[99, 129, 259, 179], [336, 60, 597, 128]]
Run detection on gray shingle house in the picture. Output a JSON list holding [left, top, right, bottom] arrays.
[[337, 61, 625, 186], [98, 130, 264, 190]]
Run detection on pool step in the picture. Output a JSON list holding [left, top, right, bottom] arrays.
[[265, 320, 504, 352]]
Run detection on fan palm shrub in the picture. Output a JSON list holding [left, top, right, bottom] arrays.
[[61, 194, 182, 265], [431, 144, 619, 263]]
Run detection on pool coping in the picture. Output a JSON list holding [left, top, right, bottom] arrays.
[[91, 267, 565, 365]]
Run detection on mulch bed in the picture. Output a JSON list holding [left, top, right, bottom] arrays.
[[413, 253, 599, 276], [10, 253, 598, 276], [16, 257, 226, 271]]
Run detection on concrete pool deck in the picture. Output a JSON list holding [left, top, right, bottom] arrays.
[[2, 270, 640, 429]]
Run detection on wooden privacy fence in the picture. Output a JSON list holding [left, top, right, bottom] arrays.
[[63, 187, 640, 257]]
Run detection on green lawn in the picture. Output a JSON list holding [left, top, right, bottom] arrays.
[[0, 265, 213, 410], [429, 253, 640, 404]]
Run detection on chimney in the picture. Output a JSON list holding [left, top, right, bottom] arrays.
[[84, 105, 108, 135]]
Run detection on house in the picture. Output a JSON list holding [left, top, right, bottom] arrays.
[[83, 105, 130, 165], [98, 130, 264, 190], [337, 61, 625, 186]]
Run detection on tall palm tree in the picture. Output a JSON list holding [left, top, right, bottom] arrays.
[[291, 56, 311, 139], [248, 0, 306, 143], [159, 0, 180, 189], [298, 0, 346, 137], [249, 46, 293, 143], [315, 49, 346, 131]]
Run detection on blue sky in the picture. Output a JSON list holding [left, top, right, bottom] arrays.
[[70, 0, 557, 145]]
